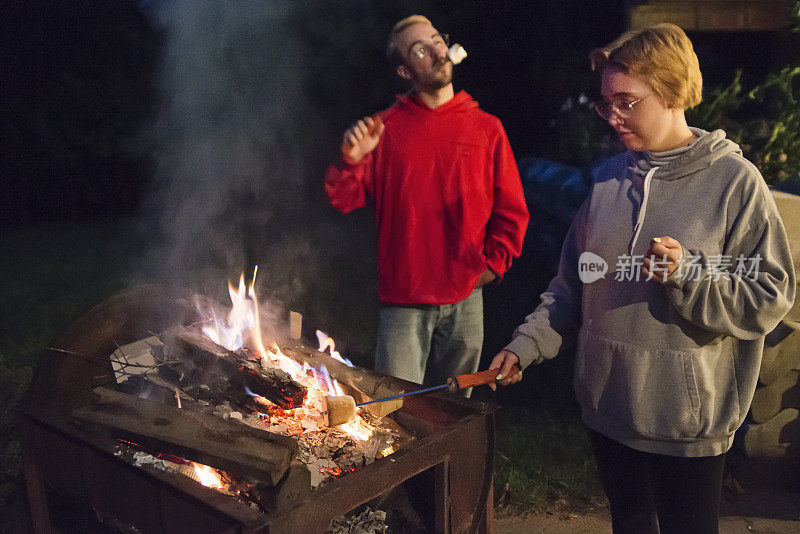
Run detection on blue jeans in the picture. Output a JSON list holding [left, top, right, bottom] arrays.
[[375, 288, 483, 397]]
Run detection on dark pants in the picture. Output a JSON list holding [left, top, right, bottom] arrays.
[[589, 429, 726, 534]]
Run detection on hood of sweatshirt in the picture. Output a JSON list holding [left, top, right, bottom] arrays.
[[624, 129, 743, 255], [392, 90, 479, 116], [627, 128, 742, 181]]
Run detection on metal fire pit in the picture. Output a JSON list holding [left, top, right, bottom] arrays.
[[21, 285, 497, 533]]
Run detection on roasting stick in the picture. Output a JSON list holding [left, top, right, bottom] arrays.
[[326, 365, 521, 426]]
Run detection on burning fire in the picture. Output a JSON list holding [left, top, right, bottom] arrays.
[[199, 268, 374, 442], [190, 461, 226, 490], [316, 330, 353, 367]]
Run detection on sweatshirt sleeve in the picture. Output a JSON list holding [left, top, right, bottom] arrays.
[[324, 152, 374, 214], [504, 198, 588, 369], [662, 173, 795, 340], [663, 215, 795, 340], [483, 126, 529, 279]]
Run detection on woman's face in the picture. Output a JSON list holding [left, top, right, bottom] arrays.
[[600, 65, 677, 152]]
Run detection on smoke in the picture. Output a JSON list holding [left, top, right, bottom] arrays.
[[137, 1, 319, 302], [130, 0, 381, 361]]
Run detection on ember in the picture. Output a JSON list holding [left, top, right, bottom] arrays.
[[96, 268, 403, 505], [23, 283, 496, 533], [193, 268, 379, 446], [320, 466, 342, 476]]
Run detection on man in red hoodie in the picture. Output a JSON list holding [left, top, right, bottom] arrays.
[[325, 15, 528, 393]]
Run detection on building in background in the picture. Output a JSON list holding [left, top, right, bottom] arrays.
[[626, 0, 796, 87]]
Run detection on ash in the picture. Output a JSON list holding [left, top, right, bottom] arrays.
[[329, 506, 388, 534], [111, 332, 400, 489], [296, 426, 395, 487]]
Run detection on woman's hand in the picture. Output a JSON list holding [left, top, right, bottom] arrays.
[[642, 235, 683, 282], [487, 350, 522, 390]]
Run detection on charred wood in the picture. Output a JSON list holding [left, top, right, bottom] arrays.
[[163, 327, 307, 409], [71, 387, 296, 485]]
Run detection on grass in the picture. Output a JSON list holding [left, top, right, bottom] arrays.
[[0, 219, 146, 533], [492, 404, 603, 513], [0, 219, 601, 528], [0, 220, 143, 368]]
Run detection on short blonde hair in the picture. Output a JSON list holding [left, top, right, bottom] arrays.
[[590, 23, 702, 110], [386, 15, 432, 66]]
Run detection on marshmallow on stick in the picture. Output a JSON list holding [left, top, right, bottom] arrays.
[[326, 395, 357, 427]]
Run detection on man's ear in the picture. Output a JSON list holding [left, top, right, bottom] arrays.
[[396, 65, 411, 80]]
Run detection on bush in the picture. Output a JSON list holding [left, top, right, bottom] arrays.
[[687, 66, 800, 185], [687, 1, 800, 185]]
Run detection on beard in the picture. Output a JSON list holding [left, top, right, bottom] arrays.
[[414, 61, 453, 90]]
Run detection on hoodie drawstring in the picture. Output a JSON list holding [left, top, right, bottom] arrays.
[[630, 167, 657, 255]]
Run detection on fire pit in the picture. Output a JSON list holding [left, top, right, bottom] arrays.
[[21, 283, 497, 533]]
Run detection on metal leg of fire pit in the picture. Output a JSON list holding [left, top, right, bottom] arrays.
[[21, 420, 53, 534], [479, 480, 494, 534], [402, 460, 450, 533], [435, 462, 450, 533]]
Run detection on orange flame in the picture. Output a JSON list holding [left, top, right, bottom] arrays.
[[201, 268, 375, 442], [316, 330, 353, 367], [190, 462, 225, 490]]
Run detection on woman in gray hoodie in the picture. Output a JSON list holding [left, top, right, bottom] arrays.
[[489, 24, 795, 533]]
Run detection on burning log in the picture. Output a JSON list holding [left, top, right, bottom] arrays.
[[71, 387, 296, 485], [163, 326, 307, 409]]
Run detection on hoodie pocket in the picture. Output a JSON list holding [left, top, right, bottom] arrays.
[[575, 327, 702, 439]]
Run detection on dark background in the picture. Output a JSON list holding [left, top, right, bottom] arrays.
[[3, 0, 787, 223], [2, 3, 799, 528], [1, 0, 792, 399]]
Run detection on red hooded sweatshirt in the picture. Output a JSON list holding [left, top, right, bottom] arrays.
[[325, 90, 528, 305]]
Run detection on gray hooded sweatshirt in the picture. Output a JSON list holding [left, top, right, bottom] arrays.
[[506, 129, 796, 457]]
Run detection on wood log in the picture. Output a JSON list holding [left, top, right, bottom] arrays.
[[252, 460, 311, 511], [163, 327, 306, 409], [362, 388, 404, 419], [71, 387, 296, 485], [278, 340, 406, 419], [278, 340, 406, 402]]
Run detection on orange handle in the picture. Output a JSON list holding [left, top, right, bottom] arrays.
[[449, 365, 522, 390]]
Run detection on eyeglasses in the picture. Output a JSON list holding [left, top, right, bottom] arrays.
[[594, 94, 652, 120], [408, 33, 450, 61]]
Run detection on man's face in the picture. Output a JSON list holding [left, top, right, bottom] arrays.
[[396, 23, 452, 90]]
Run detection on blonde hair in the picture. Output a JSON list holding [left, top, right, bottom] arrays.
[[590, 23, 702, 110], [386, 15, 432, 66]]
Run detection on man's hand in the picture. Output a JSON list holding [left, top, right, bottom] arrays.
[[341, 115, 385, 163], [487, 350, 522, 390], [475, 269, 497, 289], [642, 235, 683, 282]]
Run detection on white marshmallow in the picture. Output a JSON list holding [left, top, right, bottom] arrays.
[[447, 44, 468, 65]]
